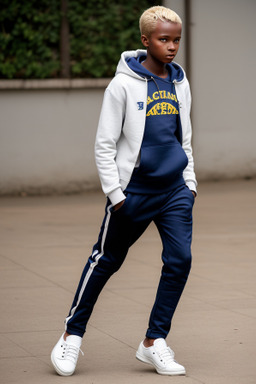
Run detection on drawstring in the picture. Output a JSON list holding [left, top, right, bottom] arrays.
[[151, 76, 161, 93], [150, 76, 181, 109]]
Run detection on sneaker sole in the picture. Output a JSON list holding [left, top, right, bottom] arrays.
[[136, 351, 186, 376], [51, 349, 75, 377]]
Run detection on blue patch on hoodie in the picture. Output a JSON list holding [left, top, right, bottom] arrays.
[[137, 101, 144, 110]]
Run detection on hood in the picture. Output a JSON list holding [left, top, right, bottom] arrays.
[[115, 49, 184, 83]]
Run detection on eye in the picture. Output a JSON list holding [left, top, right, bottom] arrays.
[[160, 38, 167, 42], [174, 38, 181, 43]]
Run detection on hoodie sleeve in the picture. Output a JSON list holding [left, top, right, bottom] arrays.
[[177, 79, 198, 193], [95, 79, 127, 206]]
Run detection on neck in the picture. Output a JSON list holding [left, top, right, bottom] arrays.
[[142, 58, 168, 79]]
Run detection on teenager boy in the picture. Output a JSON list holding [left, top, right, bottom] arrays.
[[51, 5, 197, 377]]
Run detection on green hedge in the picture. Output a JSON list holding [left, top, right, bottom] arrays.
[[0, 0, 61, 79], [0, 0, 159, 79]]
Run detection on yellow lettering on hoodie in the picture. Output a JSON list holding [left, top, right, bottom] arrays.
[[146, 103, 179, 116], [147, 96, 153, 105], [152, 91, 160, 101], [147, 92, 178, 106]]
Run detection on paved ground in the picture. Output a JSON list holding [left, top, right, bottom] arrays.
[[0, 179, 255, 384]]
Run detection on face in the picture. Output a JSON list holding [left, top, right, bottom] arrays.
[[141, 20, 182, 64]]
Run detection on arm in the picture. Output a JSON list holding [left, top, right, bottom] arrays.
[[180, 81, 197, 195], [95, 80, 126, 206]]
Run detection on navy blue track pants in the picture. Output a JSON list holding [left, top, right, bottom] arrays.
[[65, 184, 194, 339]]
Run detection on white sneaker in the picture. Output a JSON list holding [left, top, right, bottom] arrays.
[[51, 333, 83, 376], [136, 338, 186, 376]]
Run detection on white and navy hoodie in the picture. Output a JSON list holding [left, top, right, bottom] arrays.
[[95, 50, 197, 206]]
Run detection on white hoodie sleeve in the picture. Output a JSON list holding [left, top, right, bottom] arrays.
[[176, 79, 197, 193], [95, 80, 127, 206]]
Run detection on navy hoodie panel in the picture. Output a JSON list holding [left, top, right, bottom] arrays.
[[126, 55, 184, 82], [125, 55, 188, 194]]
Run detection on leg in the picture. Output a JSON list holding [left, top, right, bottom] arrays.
[[146, 185, 194, 339], [136, 186, 194, 376], [52, 193, 153, 376], [65, 193, 152, 337]]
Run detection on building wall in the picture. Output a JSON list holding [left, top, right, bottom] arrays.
[[0, 0, 255, 195], [0, 85, 105, 194], [190, 0, 256, 179]]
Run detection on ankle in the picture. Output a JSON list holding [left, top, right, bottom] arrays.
[[64, 332, 71, 341], [143, 337, 156, 348]]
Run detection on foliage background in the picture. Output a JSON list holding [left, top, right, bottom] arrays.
[[0, 0, 159, 79]]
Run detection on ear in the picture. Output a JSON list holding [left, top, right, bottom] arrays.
[[141, 34, 149, 48]]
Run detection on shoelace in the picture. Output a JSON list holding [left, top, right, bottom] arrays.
[[62, 343, 84, 362], [157, 346, 175, 364]]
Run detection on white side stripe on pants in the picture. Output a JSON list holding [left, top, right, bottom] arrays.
[[65, 204, 112, 329]]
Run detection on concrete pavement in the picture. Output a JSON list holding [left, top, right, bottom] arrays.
[[0, 179, 255, 384]]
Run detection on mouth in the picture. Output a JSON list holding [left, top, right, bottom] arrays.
[[166, 54, 175, 60]]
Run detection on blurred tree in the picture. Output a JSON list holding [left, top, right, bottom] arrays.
[[60, 0, 70, 77], [0, 0, 159, 79], [0, 0, 60, 78], [68, 0, 159, 78]]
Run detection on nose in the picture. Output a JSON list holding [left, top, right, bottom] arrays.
[[167, 42, 175, 51]]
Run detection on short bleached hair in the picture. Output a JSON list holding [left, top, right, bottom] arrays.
[[139, 6, 182, 37]]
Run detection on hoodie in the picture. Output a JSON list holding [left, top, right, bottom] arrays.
[[95, 50, 197, 206], [125, 54, 188, 193]]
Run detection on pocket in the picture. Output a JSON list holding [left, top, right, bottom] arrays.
[[185, 186, 195, 206], [138, 144, 188, 181], [111, 193, 130, 214]]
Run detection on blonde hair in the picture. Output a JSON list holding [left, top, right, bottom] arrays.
[[139, 6, 182, 37]]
